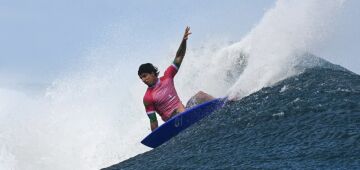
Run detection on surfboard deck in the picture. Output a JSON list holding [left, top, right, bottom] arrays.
[[141, 98, 226, 148]]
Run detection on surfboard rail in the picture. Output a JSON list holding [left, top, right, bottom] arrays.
[[141, 98, 226, 148]]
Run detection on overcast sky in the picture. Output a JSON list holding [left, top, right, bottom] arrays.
[[0, 0, 359, 88]]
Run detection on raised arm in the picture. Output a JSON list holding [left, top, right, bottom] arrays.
[[173, 26, 191, 68]]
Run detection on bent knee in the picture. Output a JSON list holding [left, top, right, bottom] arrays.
[[195, 91, 213, 99], [195, 91, 206, 97]]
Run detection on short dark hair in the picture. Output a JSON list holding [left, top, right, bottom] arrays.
[[138, 63, 159, 77]]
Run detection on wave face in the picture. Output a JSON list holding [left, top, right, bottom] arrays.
[[105, 62, 360, 169]]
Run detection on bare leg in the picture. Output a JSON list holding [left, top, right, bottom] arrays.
[[185, 91, 215, 109]]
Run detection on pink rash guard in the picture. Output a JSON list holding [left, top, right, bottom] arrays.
[[143, 64, 183, 121]]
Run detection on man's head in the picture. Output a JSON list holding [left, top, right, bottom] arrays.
[[138, 63, 159, 87]]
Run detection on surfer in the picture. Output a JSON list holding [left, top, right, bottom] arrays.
[[138, 27, 214, 131]]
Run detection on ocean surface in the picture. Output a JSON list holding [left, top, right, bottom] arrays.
[[104, 63, 360, 169]]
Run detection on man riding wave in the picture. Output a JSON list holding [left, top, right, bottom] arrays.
[[138, 27, 214, 131]]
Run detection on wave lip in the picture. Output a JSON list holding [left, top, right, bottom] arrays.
[[223, 0, 345, 99]]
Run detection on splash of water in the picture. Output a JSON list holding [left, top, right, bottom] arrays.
[[0, 26, 153, 169], [177, 0, 345, 101], [226, 0, 345, 99], [0, 0, 346, 169]]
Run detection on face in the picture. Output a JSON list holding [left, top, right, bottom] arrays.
[[139, 72, 157, 86]]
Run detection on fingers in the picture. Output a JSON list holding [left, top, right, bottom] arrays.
[[184, 26, 191, 40], [185, 26, 191, 34]]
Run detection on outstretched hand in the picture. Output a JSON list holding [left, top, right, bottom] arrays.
[[183, 26, 191, 40]]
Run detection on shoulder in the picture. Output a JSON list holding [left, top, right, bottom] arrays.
[[143, 89, 153, 102], [164, 64, 178, 78]]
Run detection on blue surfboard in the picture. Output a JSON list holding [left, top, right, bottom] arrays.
[[141, 98, 226, 148]]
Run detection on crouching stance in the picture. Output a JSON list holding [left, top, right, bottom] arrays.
[[138, 27, 213, 131]]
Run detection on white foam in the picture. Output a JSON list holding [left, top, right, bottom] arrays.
[[0, 26, 152, 169], [0, 0, 346, 169], [226, 0, 345, 99], [177, 0, 345, 100]]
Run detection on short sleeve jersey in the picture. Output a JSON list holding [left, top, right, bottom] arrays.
[[143, 64, 183, 121]]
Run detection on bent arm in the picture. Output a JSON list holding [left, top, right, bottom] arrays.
[[144, 94, 158, 131], [173, 26, 191, 68]]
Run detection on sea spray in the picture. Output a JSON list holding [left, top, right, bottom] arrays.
[[226, 0, 345, 99], [0, 1, 348, 169]]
